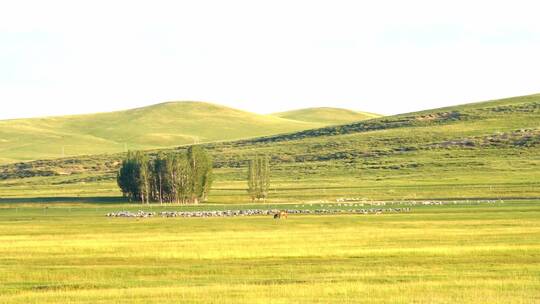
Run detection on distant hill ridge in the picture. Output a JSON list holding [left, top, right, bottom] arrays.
[[0, 101, 377, 163], [272, 107, 380, 125], [1, 93, 538, 202]]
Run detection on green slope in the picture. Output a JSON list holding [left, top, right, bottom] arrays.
[[1, 93, 539, 201], [272, 107, 380, 125], [0, 102, 338, 164]]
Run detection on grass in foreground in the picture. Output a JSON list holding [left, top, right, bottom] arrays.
[[0, 201, 538, 303]]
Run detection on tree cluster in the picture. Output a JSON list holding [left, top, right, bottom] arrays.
[[117, 147, 213, 204], [247, 155, 270, 201]]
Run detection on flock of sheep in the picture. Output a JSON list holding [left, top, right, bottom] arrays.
[[104, 199, 505, 219], [334, 199, 503, 206], [105, 199, 504, 219], [106, 207, 412, 218]]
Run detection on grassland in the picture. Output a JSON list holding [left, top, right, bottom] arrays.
[[1, 94, 538, 202], [0, 201, 538, 303], [0, 94, 539, 303], [0, 102, 375, 164]]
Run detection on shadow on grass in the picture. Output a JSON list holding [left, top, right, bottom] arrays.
[[0, 196, 128, 204]]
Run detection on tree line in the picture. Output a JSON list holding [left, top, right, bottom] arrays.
[[117, 147, 270, 204], [117, 146, 213, 204]]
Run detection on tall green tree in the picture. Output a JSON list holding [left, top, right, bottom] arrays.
[[134, 151, 151, 204], [179, 153, 194, 204], [247, 155, 270, 202], [117, 151, 138, 201], [187, 146, 213, 204], [247, 158, 257, 202], [151, 153, 167, 204]]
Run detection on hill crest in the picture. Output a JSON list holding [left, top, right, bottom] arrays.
[[0, 101, 374, 164], [272, 107, 381, 125]]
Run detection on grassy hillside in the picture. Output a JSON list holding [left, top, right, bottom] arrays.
[[0, 94, 539, 201], [272, 107, 380, 125], [0, 102, 340, 164]]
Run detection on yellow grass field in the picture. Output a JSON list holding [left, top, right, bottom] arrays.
[[1, 201, 539, 303]]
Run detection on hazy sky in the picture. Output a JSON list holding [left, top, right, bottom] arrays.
[[1, 0, 540, 119]]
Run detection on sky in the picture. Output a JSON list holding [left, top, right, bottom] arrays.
[[1, 0, 540, 119]]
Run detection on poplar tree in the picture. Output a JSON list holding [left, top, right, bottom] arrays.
[[260, 155, 270, 200], [134, 151, 151, 204], [117, 151, 138, 201], [187, 146, 213, 204], [247, 158, 257, 202], [175, 153, 192, 204], [152, 153, 167, 204], [247, 155, 270, 201]]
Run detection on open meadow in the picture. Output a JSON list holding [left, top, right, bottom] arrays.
[[0, 95, 539, 303], [2, 3, 540, 302], [0, 200, 539, 303]]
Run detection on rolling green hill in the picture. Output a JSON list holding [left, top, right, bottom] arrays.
[[1, 93, 539, 202], [271, 107, 380, 125], [0, 102, 376, 164]]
